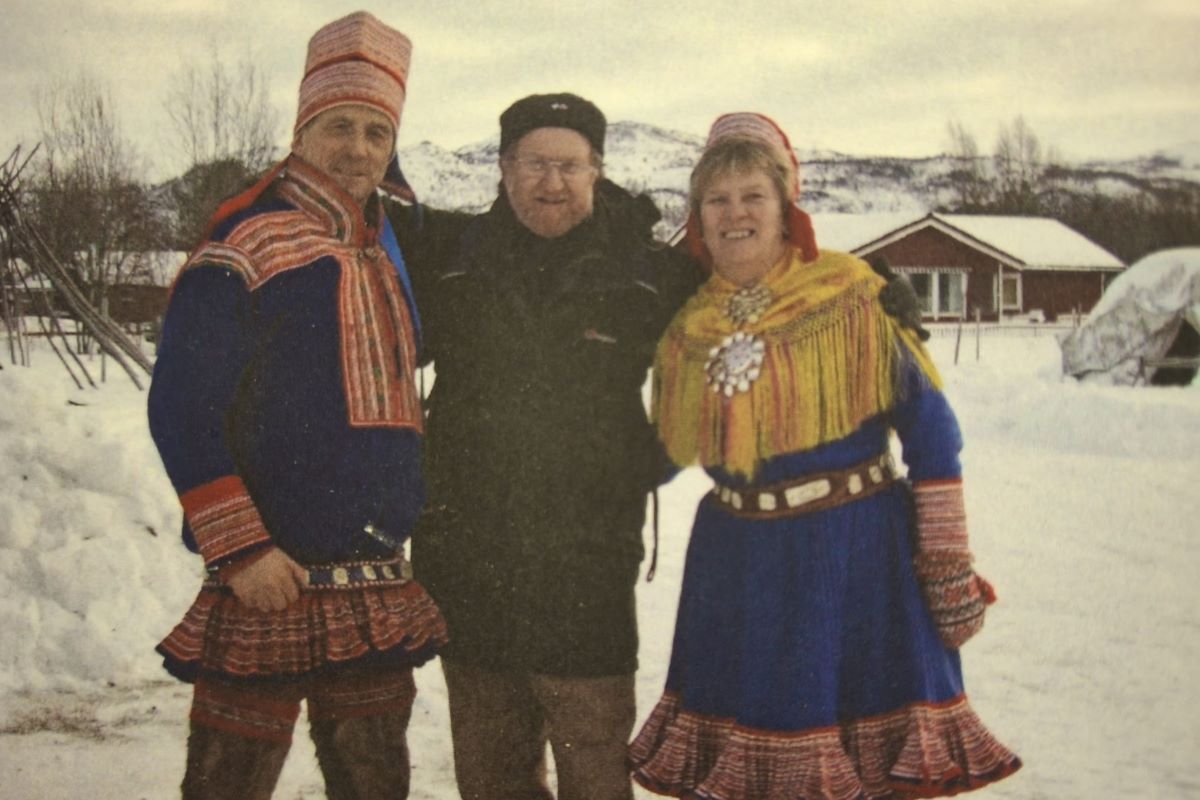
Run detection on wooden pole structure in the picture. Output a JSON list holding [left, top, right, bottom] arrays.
[[0, 146, 151, 389]]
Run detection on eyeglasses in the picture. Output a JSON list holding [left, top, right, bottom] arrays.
[[505, 156, 599, 180]]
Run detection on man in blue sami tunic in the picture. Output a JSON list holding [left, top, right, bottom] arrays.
[[147, 12, 446, 799]]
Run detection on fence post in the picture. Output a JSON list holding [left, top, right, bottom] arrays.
[[975, 308, 982, 361]]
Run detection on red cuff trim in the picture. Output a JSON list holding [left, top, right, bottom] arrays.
[[913, 477, 963, 488], [912, 479, 969, 553], [180, 476, 273, 566]]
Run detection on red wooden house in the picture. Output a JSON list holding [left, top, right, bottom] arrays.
[[811, 213, 1126, 322]]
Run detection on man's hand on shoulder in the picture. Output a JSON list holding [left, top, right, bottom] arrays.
[[224, 547, 309, 612], [869, 255, 931, 341]]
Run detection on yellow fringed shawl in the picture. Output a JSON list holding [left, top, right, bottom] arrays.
[[653, 248, 941, 478]]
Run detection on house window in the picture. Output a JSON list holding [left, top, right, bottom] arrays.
[[909, 273, 933, 314], [1000, 274, 1021, 310], [938, 272, 965, 315], [904, 270, 966, 319]]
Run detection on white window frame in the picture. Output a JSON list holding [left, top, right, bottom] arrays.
[[902, 268, 968, 320], [936, 271, 967, 318], [999, 272, 1022, 313]]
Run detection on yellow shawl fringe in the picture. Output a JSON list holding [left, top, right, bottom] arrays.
[[652, 249, 941, 479]]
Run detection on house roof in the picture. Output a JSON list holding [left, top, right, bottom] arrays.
[[938, 214, 1124, 271], [4, 258, 54, 291], [827, 212, 1125, 272], [809, 213, 917, 254], [129, 251, 188, 287], [71, 251, 189, 286]]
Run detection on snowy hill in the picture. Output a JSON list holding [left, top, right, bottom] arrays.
[[397, 121, 944, 222], [145, 121, 1200, 247], [395, 121, 1200, 238]]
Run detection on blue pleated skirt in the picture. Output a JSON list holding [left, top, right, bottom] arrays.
[[631, 433, 1020, 799]]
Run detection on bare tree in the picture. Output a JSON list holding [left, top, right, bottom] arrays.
[[993, 116, 1044, 213], [163, 44, 282, 246], [945, 120, 991, 209], [30, 73, 165, 318], [164, 44, 281, 172]]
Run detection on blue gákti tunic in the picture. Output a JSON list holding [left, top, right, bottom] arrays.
[[148, 156, 446, 683]]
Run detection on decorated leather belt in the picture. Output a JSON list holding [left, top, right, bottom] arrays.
[[207, 555, 413, 590], [710, 453, 897, 519]]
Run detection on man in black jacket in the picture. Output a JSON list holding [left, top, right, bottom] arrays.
[[395, 93, 699, 800]]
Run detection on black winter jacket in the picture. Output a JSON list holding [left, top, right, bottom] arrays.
[[390, 181, 701, 676]]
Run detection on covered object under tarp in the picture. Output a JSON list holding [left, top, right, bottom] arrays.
[[1060, 247, 1200, 386]]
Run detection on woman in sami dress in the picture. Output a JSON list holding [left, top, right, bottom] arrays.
[[628, 113, 1021, 799]]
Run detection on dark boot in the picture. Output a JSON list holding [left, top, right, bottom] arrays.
[[310, 709, 413, 800], [182, 721, 291, 800]]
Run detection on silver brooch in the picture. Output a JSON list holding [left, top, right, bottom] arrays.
[[705, 332, 766, 396], [727, 285, 773, 326]]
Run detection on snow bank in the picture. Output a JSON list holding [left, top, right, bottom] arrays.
[[2, 332, 1199, 798], [0, 355, 195, 692]]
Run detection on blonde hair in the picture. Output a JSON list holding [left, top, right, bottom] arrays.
[[689, 137, 796, 224]]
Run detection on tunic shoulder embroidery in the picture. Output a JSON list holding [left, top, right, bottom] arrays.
[[340, 245, 423, 430], [179, 166, 422, 432]]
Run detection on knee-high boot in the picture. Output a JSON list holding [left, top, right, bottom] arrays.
[[310, 709, 413, 800], [182, 721, 291, 800]]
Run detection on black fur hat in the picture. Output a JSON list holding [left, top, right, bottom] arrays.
[[499, 93, 606, 155]]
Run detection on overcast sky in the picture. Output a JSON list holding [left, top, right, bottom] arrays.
[[3, 0, 1198, 181]]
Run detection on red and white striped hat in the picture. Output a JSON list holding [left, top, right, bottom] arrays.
[[683, 112, 817, 265], [295, 11, 412, 135], [705, 112, 800, 199]]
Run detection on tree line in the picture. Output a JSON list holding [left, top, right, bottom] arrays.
[[17, 47, 280, 304], [942, 116, 1200, 264]]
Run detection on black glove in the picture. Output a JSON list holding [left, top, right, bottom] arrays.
[[870, 256, 930, 341]]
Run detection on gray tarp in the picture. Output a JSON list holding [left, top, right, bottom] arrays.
[[1060, 247, 1200, 385]]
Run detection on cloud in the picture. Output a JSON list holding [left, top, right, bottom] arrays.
[[2, 0, 1197, 177]]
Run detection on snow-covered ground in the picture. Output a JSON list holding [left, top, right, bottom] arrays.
[[1, 328, 1197, 799]]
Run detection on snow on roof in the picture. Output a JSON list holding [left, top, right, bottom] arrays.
[[934, 214, 1125, 271], [809, 213, 918, 253], [133, 251, 188, 287], [812, 212, 1124, 272], [675, 210, 1126, 274], [4, 258, 54, 291], [72, 251, 189, 286]]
